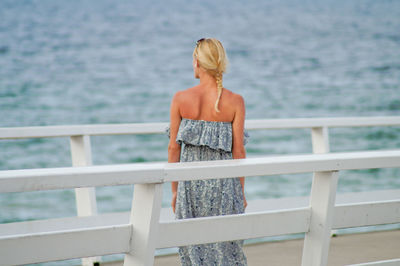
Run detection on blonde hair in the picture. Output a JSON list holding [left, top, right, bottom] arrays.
[[193, 38, 228, 112]]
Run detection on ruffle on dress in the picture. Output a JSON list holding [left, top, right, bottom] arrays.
[[165, 118, 249, 152]]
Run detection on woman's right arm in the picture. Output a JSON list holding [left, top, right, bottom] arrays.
[[168, 92, 182, 213]]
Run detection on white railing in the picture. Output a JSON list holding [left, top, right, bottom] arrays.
[[1, 116, 400, 266], [0, 150, 399, 266]]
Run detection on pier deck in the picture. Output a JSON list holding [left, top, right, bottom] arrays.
[[103, 229, 400, 266]]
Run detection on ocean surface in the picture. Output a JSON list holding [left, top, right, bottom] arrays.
[[1, 0, 400, 264]]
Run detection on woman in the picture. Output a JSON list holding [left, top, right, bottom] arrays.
[[167, 38, 248, 265]]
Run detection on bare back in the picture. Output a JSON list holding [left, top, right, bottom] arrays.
[[178, 85, 239, 122]]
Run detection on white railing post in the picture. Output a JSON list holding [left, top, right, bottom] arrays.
[[311, 126, 339, 239], [70, 135, 100, 266], [124, 183, 163, 266], [301, 170, 339, 266], [311, 126, 330, 154]]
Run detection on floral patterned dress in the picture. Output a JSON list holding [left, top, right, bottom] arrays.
[[168, 118, 249, 266]]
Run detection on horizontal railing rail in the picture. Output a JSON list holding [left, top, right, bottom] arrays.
[[1, 190, 399, 236], [1, 149, 400, 193], [0, 150, 399, 266], [1, 116, 400, 139]]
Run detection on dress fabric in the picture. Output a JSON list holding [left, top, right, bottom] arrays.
[[167, 118, 249, 266]]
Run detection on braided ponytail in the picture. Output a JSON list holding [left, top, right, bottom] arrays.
[[193, 38, 228, 113], [214, 72, 223, 112]]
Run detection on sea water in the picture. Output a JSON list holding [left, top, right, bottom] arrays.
[[0, 0, 399, 265]]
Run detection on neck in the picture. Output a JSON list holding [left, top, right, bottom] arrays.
[[198, 70, 217, 88]]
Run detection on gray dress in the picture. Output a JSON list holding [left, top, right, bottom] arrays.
[[167, 118, 249, 266]]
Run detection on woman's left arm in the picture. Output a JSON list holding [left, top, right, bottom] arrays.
[[232, 94, 247, 209]]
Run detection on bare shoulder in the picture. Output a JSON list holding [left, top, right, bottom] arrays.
[[172, 88, 189, 103], [173, 86, 198, 101], [223, 88, 245, 107]]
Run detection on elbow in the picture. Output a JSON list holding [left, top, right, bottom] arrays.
[[232, 146, 246, 159], [168, 143, 181, 153], [168, 143, 181, 163]]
